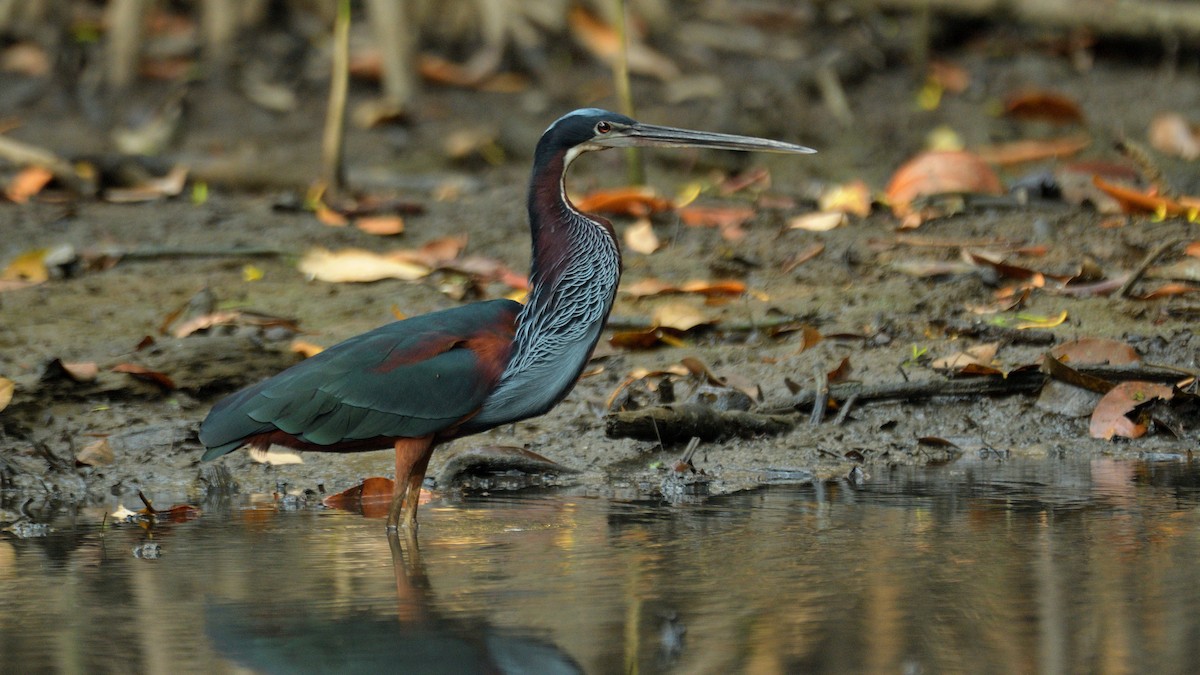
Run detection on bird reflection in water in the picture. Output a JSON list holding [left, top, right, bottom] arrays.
[[204, 532, 584, 674]]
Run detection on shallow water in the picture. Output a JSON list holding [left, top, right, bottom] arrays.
[[5, 457, 1200, 674]]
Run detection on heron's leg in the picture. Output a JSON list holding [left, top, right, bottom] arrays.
[[388, 436, 433, 530], [399, 446, 434, 531]]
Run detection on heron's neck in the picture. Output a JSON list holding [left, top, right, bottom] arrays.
[[466, 149, 621, 429]]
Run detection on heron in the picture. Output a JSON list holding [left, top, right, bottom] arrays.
[[198, 108, 815, 531]]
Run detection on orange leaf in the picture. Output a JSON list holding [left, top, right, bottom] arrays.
[[5, 165, 53, 203], [1003, 90, 1085, 124], [315, 204, 349, 226], [1090, 176, 1192, 216], [355, 215, 405, 236], [322, 477, 402, 519], [1089, 381, 1174, 440], [818, 180, 872, 217], [1136, 282, 1200, 300], [0, 377, 13, 413], [574, 186, 673, 217], [885, 151, 1002, 216], [678, 205, 756, 229], [290, 339, 325, 358]]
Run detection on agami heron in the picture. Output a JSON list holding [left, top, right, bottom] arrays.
[[199, 108, 814, 530]]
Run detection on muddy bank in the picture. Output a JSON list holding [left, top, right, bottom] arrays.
[[2, 10, 1199, 517]]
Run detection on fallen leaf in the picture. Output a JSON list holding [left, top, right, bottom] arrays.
[[299, 247, 431, 283], [0, 377, 13, 412], [653, 302, 713, 332], [624, 218, 661, 254], [103, 165, 189, 203], [59, 361, 100, 382], [609, 327, 687, 350], [574, 186, 673, 217], [818, 180, 872, 216], [111, 363, 176, 390], [1050, 338, 1140, 366], [1089, 381, 1175, 440], [567, 5, 679, 81], [1004, 90, 1085, 124], [172, 310, 301, 339], [1091, 175, 1198, 218], [5, 165, 54, 203], [290, 339, 325, 358], [1186, 241, 1200, 258], [678, 205, 756, 230], [355, 215, 405, 236], [788, 211, 847, 232], [885, 150, 1003, 217], [417, 54, 529, 92], [1135, 282, 1200, 300], [393, 235, 470, 268], [932, 343, 1000, 372], [76, 439, 114, 467], [315, 204, 349, 226], [975, 134, 1091, 166], [1148, 113, 1200, 160], [1, 248, 51, 283], [322, 477, 417, 520]]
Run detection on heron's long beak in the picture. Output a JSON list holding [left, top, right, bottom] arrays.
[[599, 122, 816, 154]]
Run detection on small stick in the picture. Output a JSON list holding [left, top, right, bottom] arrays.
[[833, 393, 859, 426], [1118, 237, 1186, 298], [809, 366, 828, 425]]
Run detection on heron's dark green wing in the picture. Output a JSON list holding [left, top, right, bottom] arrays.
[[199, 300, 520, 459]]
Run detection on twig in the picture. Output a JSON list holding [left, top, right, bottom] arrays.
[[320, 0, 351, 196], [1118, 237, 1187, 298], [612, 0, 644, 185], [833, 393, 859, 425], [809, 366, 828, 425]]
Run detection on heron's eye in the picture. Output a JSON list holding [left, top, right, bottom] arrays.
[[595, 121, 612, 134]]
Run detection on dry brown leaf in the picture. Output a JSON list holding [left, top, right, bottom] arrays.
[[1136, 283, 1200, 300], [609, 327, 686, 350], [932, 343, 1000, 371], [1003, 90, 1085, 124], [975, 134, 1091, 166], [0, 377, 13, 412], [886, 150, 1002, 217], [1186, 241, 1200, 258], [5, 165, 53, 203], [624, 218, 661, 254], [622, 278, 746, 298], [76, 438, 114, 467], [1089, 381, 1174, 440], [788, 211, 847, 232], [299, 248, 431, 283], [678, 205, 756, 229], [111, 363, 176, 390], [104, 165, 189, 203], [354, 215, 405, 236], [567, 6, 679, 81], [1050, 338, 1140, 366], [1148, 113, 1200, 160]]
